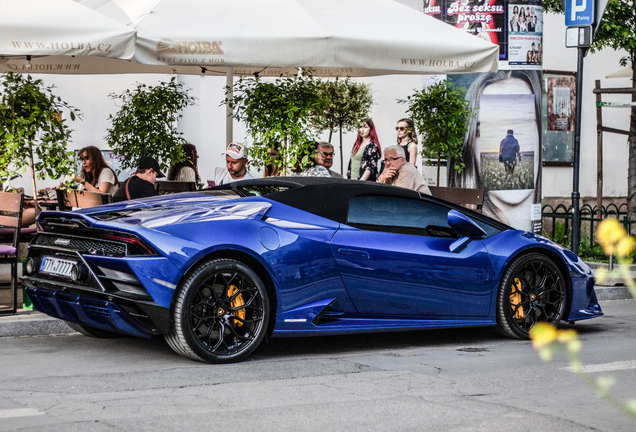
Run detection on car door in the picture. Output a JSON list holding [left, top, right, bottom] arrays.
[[330, 195, 493, 317]]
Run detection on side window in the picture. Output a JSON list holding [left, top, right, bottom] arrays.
[[347, 196, 456, 238]]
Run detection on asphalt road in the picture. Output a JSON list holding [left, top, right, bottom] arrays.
[[1, 300, 635, 432]]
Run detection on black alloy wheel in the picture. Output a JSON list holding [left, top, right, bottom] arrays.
[[166, 259, 270, 363], [496, 253, 568, 339]]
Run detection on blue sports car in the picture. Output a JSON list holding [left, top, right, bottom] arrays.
[[23, 178, 603, 363]]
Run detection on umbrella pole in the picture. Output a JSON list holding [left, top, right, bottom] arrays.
[[226, 67, 233, 145]]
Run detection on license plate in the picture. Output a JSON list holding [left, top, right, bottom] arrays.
[[40, 256, 76, 278]]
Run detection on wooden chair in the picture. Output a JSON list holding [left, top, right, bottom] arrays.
[[154, 181, 197, 194], [57, 189, 112, 211], [429, 186, 485, 214], [0, 191, 24, 314]]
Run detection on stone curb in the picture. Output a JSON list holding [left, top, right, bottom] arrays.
[[0, 311, 75, 337], [0, 286, 632, 338], [595, 286, 634, 301], [585, 261, 636, 289]]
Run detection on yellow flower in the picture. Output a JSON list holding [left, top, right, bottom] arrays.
[[530, 322, 557, 349], [616, 236, 636, 258], [595, 268, 608, 284], [556, 329, 578, 343], [596, 219, 627, 255]]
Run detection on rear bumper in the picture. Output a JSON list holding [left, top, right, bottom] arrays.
[[24, 285, 170, 337]]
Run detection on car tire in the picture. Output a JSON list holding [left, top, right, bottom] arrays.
[[495, 253, 568, 339], [165, 259, 270, 363], [66, 321, 123, 338]]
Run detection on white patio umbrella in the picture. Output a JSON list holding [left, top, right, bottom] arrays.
[[83, 0, 498, 75], [1, 0, 498, 77], [606, 67, 633, 79], [0, 0, 136, 60]]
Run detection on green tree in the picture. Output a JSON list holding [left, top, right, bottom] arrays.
[[311, 78, 373, 173], [398, 80, 475, 186], [0, 72, 80, 213], [224, 73, 323, 176], [544, 0, 636, 211], [106, 77, 196, 173]]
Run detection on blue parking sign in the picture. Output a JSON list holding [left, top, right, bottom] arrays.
[[565, 0, 595, 26]]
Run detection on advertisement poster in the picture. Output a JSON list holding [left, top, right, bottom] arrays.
[[479, 93, 536, 190], [448, 70, 542, 232], [507, 34, 542, 66], [547, 76, 575, 132], [507, 2, 542, 69], [542, 73, 575, 165], [508, 3, 543, 33], [444, 0, 507, 59], [423, 0, 543, 69], [423, 0, 443, 19]]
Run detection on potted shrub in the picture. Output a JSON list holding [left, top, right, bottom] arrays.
[[224, 72, 323, 176], [398, 80, 475, 186], [0, 72, 80, 213], [106, 77, 196, 173], [311, 78, 373, 173]]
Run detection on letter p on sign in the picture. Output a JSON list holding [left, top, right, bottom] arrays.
[[571, 0, 586, 21], [565, 0, 594, 26]]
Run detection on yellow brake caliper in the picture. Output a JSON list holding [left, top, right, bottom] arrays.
[[510, 278, 524, 319], [228, 285, 246, 326]]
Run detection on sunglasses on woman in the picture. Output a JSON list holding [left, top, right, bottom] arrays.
[[395, 126, 406, 131]]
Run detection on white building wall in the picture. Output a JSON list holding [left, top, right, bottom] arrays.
[[542, 13, 631, 199]]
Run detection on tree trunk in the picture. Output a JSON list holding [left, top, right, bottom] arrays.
[[328, 129, 333, 143], [628, 70, 636, 214], [436, 154, 441, 187], [28, 143, 39, 218], [282, 137, 288, 177], [339, 123, 344, 174]]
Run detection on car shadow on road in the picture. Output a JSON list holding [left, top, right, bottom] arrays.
[[253, 326, 502, 359], [252, 319, 608, 360], [70, 319, 606, 364]]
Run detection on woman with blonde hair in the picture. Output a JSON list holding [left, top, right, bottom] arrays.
[[395, 118, 418, 164]]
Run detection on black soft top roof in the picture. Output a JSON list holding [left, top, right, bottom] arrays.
[[211, 177, 434, 224]]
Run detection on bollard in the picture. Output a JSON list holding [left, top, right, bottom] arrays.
[[20, 258, 32, 310]]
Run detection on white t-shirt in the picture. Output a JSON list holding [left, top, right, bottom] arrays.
[[79, 168, 119, 196], [207, 167, 253, 187]]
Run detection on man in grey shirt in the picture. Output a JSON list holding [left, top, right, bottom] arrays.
[[314, 141, 344, 178], [377, 145, 431, 195]]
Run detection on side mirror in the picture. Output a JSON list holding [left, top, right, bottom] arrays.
[[447, 209, 487, 239]]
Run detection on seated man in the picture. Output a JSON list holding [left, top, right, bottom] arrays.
[[314, 141, 343, 178], [376, 146, 431, 195], [113, 156, 165, 202], [207, 142, 254, 186]]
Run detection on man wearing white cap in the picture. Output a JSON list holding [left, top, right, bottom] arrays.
[[207, 142, 254, 187]]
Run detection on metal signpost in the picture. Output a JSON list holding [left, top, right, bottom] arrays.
[[563, 0, 609, 254]]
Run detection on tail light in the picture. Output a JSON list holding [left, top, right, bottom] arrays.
[[98, 233, 157, 256]]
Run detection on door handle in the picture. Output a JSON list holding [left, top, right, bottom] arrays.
[[337, 248, 370, 259]]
